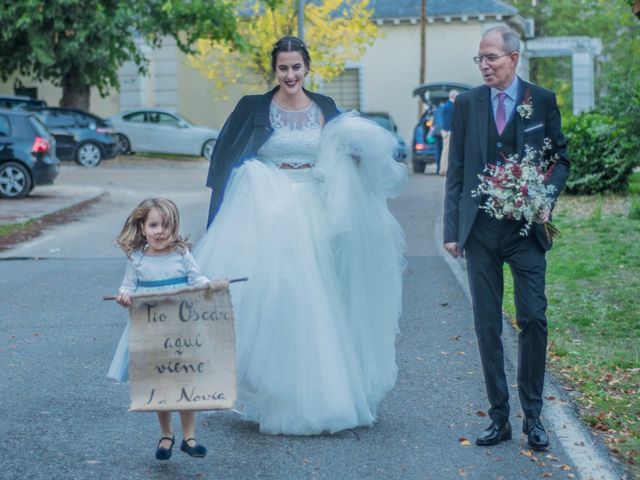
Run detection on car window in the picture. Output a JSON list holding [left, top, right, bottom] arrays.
[[41, 110, 76, 128], [28, 115, 49, 137], [151, 113, 181, 127], [74, 113, 97, 129], [123, 112, 146, 123], [0, 115, 10, 136]]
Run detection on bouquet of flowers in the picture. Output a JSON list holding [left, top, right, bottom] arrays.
[[472, 138, 560, 241]]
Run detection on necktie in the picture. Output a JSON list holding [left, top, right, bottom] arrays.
[[496, 92, 507, 135]]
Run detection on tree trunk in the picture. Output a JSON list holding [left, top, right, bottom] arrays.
[[60, 69, 90, 111]]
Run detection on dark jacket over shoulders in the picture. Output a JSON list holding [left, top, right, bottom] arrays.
[[443, 80, 570, 251], [205, 87, 340, 225]]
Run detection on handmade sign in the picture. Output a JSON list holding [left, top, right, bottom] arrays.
[[128, 285, 236, 411]]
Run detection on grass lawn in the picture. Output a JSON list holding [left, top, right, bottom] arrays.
[[504, 172, 640, 473]]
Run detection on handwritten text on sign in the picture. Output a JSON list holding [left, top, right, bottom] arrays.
[[128, 286, 237, 411]]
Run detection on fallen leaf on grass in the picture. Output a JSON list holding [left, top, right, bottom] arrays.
[[541, 473, 553, 478], [559, 464, 571, 471], [476, 411, 487, 417]]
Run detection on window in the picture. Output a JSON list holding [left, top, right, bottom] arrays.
[[151, 112, 180, 127], [323, 68, 361, 111], [123, 112, 146, 123], [0, 115, 10, 136], [41, 110, 75, 128], [74, 113, 97, 129]]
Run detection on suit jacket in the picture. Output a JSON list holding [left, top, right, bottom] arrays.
[[205, 87, 340, 225], [443, 79, 570, 251]]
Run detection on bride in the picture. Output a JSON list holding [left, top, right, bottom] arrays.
[[194, 36, 407, 435]]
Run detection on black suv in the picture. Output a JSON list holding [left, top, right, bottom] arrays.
[[0, 108, 60, 198], [31, 108, 118, 167], [0, 95, 47, 110]]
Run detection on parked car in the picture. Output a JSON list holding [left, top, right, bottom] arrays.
[[359, 111, 408, 161], [109, 109, 220, 159], [0, 108, 60, 198], [411, 82, 472, 173], [31, 107, 119, 167], [0, 95, 47, 111]]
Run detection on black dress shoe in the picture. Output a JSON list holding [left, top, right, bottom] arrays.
[[155, 436, 174, 460], [523, 417, 550, 451], [476, 420, 512, 446], [180, 438, 207, 458]]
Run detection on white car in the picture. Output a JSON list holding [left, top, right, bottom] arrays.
[[109, 109, 219, 159]]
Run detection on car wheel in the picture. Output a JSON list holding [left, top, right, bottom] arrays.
[[116, 134, 131, 155], [201, 139, 216, 160], [411, 156, 426, 174], [75, 142, 103, 167], [0, 161, 32, 199]]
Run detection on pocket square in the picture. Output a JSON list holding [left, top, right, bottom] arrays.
[[524, 123, 544, 134]]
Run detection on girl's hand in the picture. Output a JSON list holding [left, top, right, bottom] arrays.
[[208, 278, 230, 293], [116, 292, 132, 307]]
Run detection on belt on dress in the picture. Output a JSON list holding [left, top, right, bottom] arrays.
[[137, 277, 188, 288], [279, 163, 312, 169]]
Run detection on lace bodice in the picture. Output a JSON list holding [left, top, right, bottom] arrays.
[[257, 101, 323, 168]]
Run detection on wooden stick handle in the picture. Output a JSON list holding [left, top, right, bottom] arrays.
[[103, 277, 248, 301]]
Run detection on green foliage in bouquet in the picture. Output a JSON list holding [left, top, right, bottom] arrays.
[[564, 113, 638, 195]]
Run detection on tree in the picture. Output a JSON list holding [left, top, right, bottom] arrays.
[[0, 0, 242, 110], [507, 0, 640, 115], [188, 0, 379, 95]]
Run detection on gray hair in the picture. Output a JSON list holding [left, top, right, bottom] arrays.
[[449, 90, 459, 100], [483, 26, 521, 54]]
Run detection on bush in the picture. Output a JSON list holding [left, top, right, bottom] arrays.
[[563, 113, 638, 194]]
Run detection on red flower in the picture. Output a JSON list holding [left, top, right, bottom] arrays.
[[520, 185, 529, 196]]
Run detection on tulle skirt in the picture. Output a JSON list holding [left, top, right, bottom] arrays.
[[194, 114, 407, 435]]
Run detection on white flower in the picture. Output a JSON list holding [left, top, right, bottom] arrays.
[[516, 103, 533, 119]]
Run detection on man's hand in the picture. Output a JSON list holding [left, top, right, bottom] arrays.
[[444, 242, 463, 258], [116, 292, 132, 308], [535, 206, 551, 224]]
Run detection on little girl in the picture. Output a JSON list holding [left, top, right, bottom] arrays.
[[108, 197, 217, 461]]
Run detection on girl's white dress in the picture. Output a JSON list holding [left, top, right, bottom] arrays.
[[107, 249, 210, 382], [194, 102, 407, 435]]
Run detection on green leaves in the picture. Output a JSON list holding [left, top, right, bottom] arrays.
[[0, 0, 240, 107]]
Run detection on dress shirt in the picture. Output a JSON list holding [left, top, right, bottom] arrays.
[[491, 76, 520, 124]]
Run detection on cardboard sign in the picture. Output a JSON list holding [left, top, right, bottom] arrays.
[[128, 286, 237, 411]]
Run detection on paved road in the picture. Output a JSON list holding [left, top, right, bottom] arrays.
[[0, 161, 622, 479]]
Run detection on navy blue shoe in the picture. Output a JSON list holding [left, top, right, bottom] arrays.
[[155, 436, 174, 460], [180, 438, 207, 458]]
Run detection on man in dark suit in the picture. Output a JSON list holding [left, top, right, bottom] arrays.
[[443, 26, 570, 450]]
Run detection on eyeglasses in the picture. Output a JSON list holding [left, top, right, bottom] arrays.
[[473, 53, 513, 65]]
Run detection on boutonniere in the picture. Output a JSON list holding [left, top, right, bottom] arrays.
[[516, 89, 533, 119]]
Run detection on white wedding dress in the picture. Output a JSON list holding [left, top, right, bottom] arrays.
[[194, 102, 407, 435]]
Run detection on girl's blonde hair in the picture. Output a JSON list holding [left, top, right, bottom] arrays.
[[116, 198, 190, 257]]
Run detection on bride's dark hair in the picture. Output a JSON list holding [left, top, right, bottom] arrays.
[[271, 36, 311, 73]]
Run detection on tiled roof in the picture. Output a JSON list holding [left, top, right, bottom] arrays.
[[368, 0, 518, 19], [239, 1, 519, 20]]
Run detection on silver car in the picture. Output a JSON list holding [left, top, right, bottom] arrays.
[[109, 109, 219, 159]]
